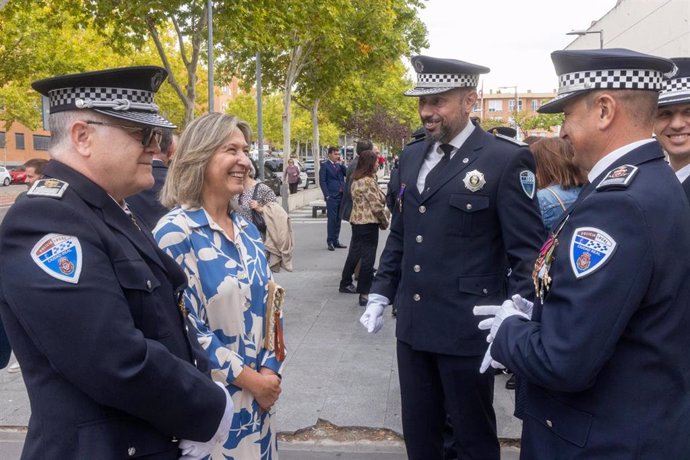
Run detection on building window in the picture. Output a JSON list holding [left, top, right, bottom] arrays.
[[508, 99, 523, 112], [472, 102, 481, 112], [33, 134, 50, 151], [15, 133, 25, 150], [488, 100, 503, 112], [531, 100, 540, 111], [0, 132, 5, 148]]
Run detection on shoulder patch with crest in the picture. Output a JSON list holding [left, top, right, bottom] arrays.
[[519, 170, 536, 199], [27, 178, 69, 199], [31, 233, 82, 284], [570, 227, 617, 279], [596, 165, 638, 191]]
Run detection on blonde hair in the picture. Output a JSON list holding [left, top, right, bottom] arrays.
[[160, 113, 252, 208]]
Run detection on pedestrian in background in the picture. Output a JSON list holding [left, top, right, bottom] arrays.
[[319, 146, 347, 251], [155, 112, 284, 460], [530, 137, 587, 232], [0, 66, 232, 459], [340, 139, 373, 222], [283, 158, 301, 194], [238, 162, 279, 239], [654, 57, 690, 200], [477, 48, 690, 459], [339, 150, 390, 306], [361, 55, 544, 460]]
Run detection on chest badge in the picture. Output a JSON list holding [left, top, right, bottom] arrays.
[[569, 227, 617, 279], [31, 233, 82, 284], [520, 170, 536, 199], [463, 170, 486, 192]]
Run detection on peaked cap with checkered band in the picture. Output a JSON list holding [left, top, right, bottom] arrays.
[[659, 57, 690, 107], [404, 55, 489, 97], [31, 66, 175, 128], [539, 48, 676, 114]]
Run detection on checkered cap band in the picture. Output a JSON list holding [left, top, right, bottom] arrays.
[[660, 76, 690, 97], [417, 73, 479, 88], [558, 69, 665, 95], [49, 86, 158, 112]]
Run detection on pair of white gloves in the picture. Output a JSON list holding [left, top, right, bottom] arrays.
[[360, 293, 533, 374], [179, 381, 234, 459], [473, 294, 533, 373]]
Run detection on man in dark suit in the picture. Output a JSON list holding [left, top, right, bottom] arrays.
[[319, 146, 348, 251], [0, 66, 232, 459], [360, 55, 544, 459], [477, 49, 690, 458], [655, 57, 690, 200], [128, 128, 176, 230]]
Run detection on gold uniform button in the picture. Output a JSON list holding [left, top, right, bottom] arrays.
[[419, 206, 426, 214], [416, 235, 423, 243], [128, 447, 136, 456], [546, 419, 553, 428], [413, 294, 421, 301], [413, 265, 421, 273]]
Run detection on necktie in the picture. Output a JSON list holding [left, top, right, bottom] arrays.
[[424, 144, 454, 191], [123, 202, 142, 231]]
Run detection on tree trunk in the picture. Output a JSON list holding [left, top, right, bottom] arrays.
[[311, 98, 321, 181]]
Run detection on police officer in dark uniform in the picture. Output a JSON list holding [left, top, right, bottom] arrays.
[[476, 49, 690, 459], [654, 57, 690, 200], [0, 67, 233, 459], [360, 55, 544, 459]]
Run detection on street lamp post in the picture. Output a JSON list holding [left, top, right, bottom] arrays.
[[566, 29, 604, 49], [498, 85, 519, 135]]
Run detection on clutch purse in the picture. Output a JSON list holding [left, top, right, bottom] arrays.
[[264, 280, 286, 361]]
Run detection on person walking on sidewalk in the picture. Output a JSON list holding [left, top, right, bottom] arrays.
[[360, 55, 544, 460], [283, 158, 301, 194], [339, 150, 390, 306], [0, 66, 233, 459], [476, 48, 690, 459], [319, 146, 347, 251]]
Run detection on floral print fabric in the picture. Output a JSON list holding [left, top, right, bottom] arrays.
[[154, 206, 283, 459]]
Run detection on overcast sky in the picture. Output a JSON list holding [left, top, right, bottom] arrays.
[[416, 0, 618, 93]]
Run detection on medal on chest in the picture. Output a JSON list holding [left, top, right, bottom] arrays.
[[532, 215, 569, 301]]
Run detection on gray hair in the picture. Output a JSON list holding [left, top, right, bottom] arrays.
[[160, 113, 252, 208], [48, 110, 109, 155]]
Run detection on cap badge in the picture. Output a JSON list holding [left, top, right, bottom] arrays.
[[414, 60, 424, 73], [463, 170, 485, 192]]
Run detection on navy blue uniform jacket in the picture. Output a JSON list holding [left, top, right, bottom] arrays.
[[493, 141, 690, 458], [372, 128, 544, 356], [128, 159, 169, 231], [319, 160, 346, 199], [0, 161, 226, 459]]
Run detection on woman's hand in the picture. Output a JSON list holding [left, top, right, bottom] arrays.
[[233, 366, 282, 412], [249, 200, 263, 212]]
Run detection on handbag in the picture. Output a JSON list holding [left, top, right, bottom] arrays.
[[264, 280, 286, 361], [250, 184, 267, 235]]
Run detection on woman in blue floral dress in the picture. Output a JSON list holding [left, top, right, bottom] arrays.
[[154, 113, 284, 459]]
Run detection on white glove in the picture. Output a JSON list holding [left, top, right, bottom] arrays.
[[179, 382, 234, 459], [474, 299, 529, 343], [359, 293, 388, 333], [480, 343, 506, 374], [512, 294, 534, 319]]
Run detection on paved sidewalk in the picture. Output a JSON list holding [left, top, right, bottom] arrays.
[[0, 207, 522, 459]]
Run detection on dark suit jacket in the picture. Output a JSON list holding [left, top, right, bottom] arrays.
[[319, 160, 347, 199], [127, 159, 169, 231], [682, 176, 690, 202], [0, 161, 225, 459], [494, 141, 690, 458], [339, 157, 359, 221], [371, 128, 544, 356]]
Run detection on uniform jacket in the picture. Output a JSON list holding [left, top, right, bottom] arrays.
[[319, 160, 347, 199], [493, 141, 690, 458], [127, 159, 169, 231], [372, 128, 544, 356], [682, 176, 690, 202], [0, 160, 225, 460]]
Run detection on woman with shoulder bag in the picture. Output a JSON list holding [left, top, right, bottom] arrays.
[[238, 163, 279, 239], [283, 158, 301, 194], [339, 150, 391, 307]]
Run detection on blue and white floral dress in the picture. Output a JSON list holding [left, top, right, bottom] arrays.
[[154, 206, 284, 459]]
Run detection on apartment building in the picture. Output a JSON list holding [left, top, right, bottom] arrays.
[[0, 122, 51, 166], [472, 89, 558, 137]]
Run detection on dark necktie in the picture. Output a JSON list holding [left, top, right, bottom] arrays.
[[424, 144, 454, 191]]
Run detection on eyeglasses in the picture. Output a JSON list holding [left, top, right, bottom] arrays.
[[85, 121, 163, 146]]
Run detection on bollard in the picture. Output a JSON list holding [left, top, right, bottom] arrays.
[[281, 182, 289, 212]]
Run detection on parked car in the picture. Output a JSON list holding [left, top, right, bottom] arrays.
[[7, 165, 26, 184], [251, 158, 283, 197], [0, 167, 11, 186], [303, 160, 316, 185]]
